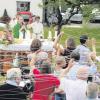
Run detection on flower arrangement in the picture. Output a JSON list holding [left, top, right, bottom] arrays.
[[0, 29, 14, 45]]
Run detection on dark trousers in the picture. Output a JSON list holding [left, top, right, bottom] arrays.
[[55, 93, 66, 100]]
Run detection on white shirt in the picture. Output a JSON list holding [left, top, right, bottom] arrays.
[[32, 22, 44, 36], [6, 80, 18, 86], [67, 62, 81, 80], [59, 78, 87, 100]]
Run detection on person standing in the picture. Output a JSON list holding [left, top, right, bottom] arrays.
[[0, 68, 27, 100], [13, 15, 23, 38], [31, 60, 60, 100], [32, 16, 44, 39], [75, 35, 95, 66]]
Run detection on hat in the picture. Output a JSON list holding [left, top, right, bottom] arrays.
[[36, 52, 48, 60], [7, 68, 21, 79], [80, 35, 88, 40], [41, 41, 54, 52]]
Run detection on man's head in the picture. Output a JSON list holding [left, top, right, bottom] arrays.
[[7, 68, 21, 85], [77, 67, 89, 80], [70, 50, 80, 62], [18, 16, 23, 24], [86, 82, 98, 99], [55, 56, 66, 68], [80, 35, 88, 45], [30, 39, 41, 52], [36, 52, 48, 61], [37, 60, 51, 74]]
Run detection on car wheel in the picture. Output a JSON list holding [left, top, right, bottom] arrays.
[[77, 21, 82, 24], [90, 20, 95, 23], [67, 20, 71, 25]]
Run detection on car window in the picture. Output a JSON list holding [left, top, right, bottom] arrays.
[[21, 14, 30, 19], [66, 8, 82, 14], [95, 12, 100, 15]]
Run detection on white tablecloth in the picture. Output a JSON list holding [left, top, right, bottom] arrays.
[[0, 39, 54, 52], [0, 44, 30, 51], [0, 39, 33, 51]]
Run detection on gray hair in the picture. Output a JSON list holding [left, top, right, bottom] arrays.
[[6, 68, 21, 80], [86, 82, 98, 99], [76, 67, 89, 80], [55, 56, 66, 64], [70, 50, 80, 61]]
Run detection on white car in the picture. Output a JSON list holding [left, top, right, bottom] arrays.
[[61, 8, 83, 24], [90, 8, 100, 22]]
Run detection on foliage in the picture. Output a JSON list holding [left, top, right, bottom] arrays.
[[0, 9, 11, 24], [0, 30, 14, 45], [82, 5, 93, 17]]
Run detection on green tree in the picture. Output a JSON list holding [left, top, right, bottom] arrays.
[[0, 9, 11, 24], [43, 0, 99, 35]]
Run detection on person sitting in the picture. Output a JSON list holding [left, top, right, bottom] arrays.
[[86, 82, 100, 100], [63, 49, 97, 81], [66, 50, 81, 80], [0, 68, 27, 100], [54, 56, 66, 77], [28, 38, 42, 65], [53, 56, 66, 100], [32, 60, 60, 100], [54, 32, 76, 68]]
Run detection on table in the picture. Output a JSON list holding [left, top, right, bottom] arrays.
[[0, 39, 53, 73], [0, 39, 33, 51], [0, 39, 33, 73]]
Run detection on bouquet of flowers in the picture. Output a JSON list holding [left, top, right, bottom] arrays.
[[0, 29, 14, 45]]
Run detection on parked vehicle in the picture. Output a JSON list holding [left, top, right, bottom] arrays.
[[17, 11, 33, 23], [90, 8, 100, 23], [61, 8, 83, 24]]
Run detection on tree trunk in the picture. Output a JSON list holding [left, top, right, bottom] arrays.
[[56, 7, 62, 35]]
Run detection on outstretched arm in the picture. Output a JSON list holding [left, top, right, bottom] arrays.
[[60, 59, 74, 77], [53, 32, 64, 55]]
